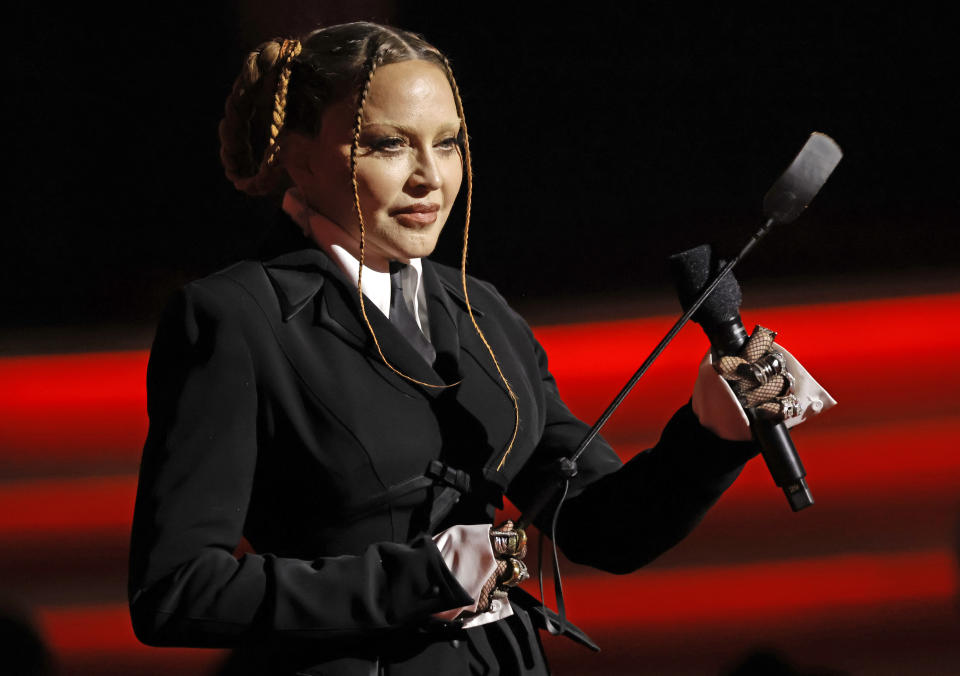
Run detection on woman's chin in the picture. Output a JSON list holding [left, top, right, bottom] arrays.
[[387, 235, 441, 262]]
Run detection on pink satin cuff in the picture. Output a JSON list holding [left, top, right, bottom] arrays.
[[431, 524, 513, 627], [691, 344, 836, 441]]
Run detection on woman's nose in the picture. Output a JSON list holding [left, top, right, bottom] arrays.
[[408, 149, 443, 192]]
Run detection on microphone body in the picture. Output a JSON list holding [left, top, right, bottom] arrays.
[[706, 310, 813, 511], [671, 244, 813, 511]]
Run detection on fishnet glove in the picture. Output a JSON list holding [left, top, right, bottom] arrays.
[[714, 326, 800, 422], [475, 521, 529, 613]]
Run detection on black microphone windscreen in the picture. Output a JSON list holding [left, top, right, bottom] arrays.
[[669, 244, 742, 327]]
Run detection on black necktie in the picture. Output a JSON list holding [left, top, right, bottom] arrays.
[[389, 263, 436, 365]]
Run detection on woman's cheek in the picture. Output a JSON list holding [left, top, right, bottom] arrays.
[[441, 157, 463, 196], [357, 165, 400, 210], [373, 159, 416, 205]]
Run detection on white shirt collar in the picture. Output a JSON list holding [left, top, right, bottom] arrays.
[[281, 187, 428, 333]]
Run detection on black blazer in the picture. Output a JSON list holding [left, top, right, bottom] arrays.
[[128, 226, 757, 675]]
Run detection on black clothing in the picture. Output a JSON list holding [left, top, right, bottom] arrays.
[[128, 224, 757, 674]]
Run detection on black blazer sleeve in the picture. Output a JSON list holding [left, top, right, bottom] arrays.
[[128, 279, 472, 648], [506, 316, 758, 575]]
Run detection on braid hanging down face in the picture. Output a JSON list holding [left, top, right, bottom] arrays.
[[218, 21, 519, 467]]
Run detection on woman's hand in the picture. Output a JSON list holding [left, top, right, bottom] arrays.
[[692, 325, 836, 441], [475, 521, 529, 613], [713, 326, 800, 421]]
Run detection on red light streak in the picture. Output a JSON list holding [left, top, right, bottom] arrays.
[[1, 293, 957, 460], [34, 549, 957, 657]]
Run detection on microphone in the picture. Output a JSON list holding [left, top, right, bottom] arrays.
[[670, 243, 813, 511], [668, 132, 842, 511], [519, 132, 841, 525]]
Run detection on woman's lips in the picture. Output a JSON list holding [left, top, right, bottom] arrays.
[[393, 204, 439, 227]]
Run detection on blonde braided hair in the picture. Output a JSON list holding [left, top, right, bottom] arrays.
[[219, 38, 301, 196], [263, 39, 302, 168], [349, 46, 454, 392], [348, 47, 520, 471]]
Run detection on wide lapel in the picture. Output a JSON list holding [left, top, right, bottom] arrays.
[[433, 271, 512, 396], [264, 246, 448, 394], [264, 247, 361, 345], [430, 268, 545, 487]]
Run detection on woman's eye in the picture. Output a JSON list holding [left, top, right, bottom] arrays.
[[436, 137, 460, 151], [370, 136, 405, 152]]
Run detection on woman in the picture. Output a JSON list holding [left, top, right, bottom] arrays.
[[128, 22, 811, 675]]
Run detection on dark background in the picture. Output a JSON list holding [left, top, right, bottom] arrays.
[[2, 6, 959, 676], [5, 3, 957, 341]]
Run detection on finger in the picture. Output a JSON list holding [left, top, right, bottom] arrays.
[[497, 557, 530, 588], [490, 523, 527, 559], [715, 355, 748, 379], [478, 559, 509, 612], [736, 350, 787, 387], [740, 374, 787, 407], [741, 326, 777, 362]]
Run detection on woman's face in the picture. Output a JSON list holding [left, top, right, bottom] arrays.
[[285, 59, 464, 269]]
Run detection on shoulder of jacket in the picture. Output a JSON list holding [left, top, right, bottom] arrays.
[[173, 260, 276, 323], [428, 260, 509, 309], [185, 260, 270, 295]]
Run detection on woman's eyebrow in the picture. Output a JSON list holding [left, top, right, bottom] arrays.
[[362, 120, 463, 135]]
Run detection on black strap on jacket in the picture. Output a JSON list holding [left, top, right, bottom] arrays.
[[339, 460, 472, 528], [424, 460, 472, 533]]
